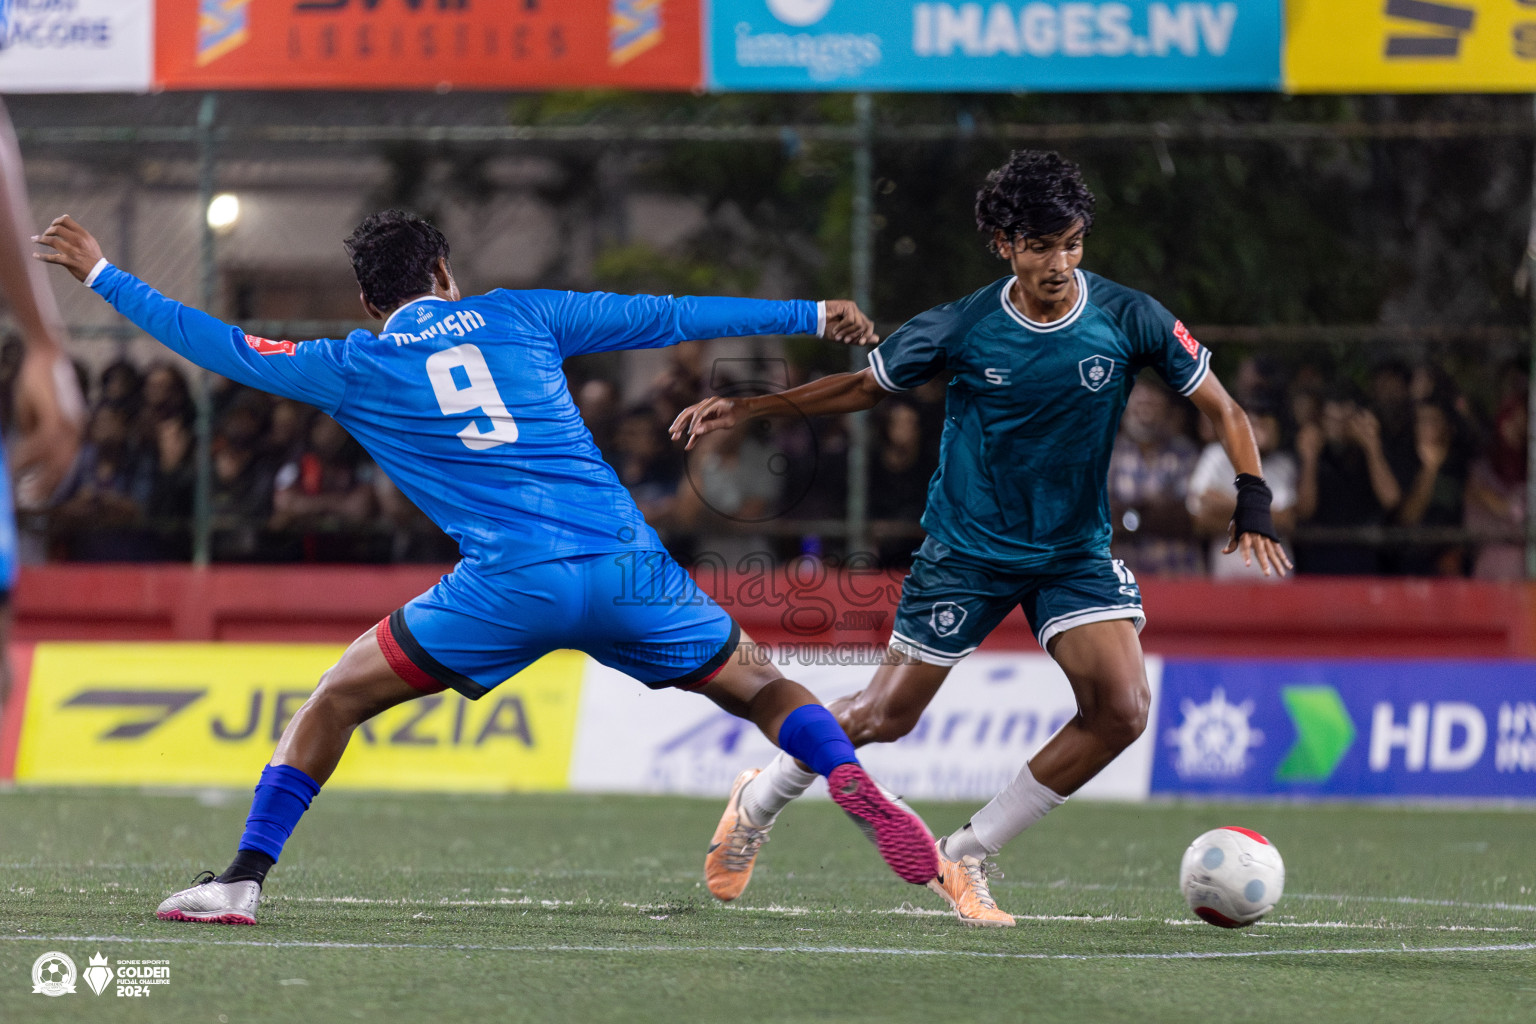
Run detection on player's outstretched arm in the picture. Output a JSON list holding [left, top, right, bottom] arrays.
[[669, 367, 886, 451], [1188, 373, 1293, 578], [36, 215, 346, 413], [535, 290, 877, 359]]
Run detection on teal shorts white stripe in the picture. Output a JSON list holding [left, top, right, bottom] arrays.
[[889, 538, 1145, 665]]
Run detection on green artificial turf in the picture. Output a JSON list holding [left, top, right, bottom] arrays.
[[1, 789, 1533, 1023]]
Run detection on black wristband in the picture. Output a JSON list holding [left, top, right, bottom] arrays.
[[1232, 473, 1280, 542]]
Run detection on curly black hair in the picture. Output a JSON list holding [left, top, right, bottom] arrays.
[[343, 210, 451, 312], [974, 150, 1096, 252]]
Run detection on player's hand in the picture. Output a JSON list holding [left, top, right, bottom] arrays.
[[669, 396, 740, 451], [10, 346, 84, 507], [1223, 526, 1293, 579], [32, 214, 104, 283], [821, 300, 878, 347]]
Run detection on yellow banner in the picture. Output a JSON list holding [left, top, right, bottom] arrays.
[[1287, 0, 1536, 92], [14, 644, 584, 792]]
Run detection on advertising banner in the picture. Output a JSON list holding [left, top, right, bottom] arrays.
[[1152, 660, 1536, 799], [1286, 0, 1536, 93], [12, 643, 585, 792], [708, 1, 1282, 91], [0, 0, 154, 93], [155, 0, 701, 91], [571, 651, 1162, 802]]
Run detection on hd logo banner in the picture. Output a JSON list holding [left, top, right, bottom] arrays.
[[154, 0, 701, 91], [709, 0, 1283, 90], [10, 643, 585, 792], [1153, 660, 1536, 798], [1286, 0, 1536, 92], [0, 0, 153, 92]]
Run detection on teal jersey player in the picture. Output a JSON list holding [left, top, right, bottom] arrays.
[[674, 150, 1290, 926], [870, 268, 1209, 572]]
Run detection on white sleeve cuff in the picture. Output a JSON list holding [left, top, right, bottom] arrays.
[[815, 300, 827, 338], [83, 258, 110, 288]]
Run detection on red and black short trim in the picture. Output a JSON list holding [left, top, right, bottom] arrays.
[[652, 620, 742, 692], [376, 609, 488, 700]]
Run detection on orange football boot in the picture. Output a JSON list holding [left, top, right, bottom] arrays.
[[928, 843, 1015, 927], [705, 769, 772, 902]]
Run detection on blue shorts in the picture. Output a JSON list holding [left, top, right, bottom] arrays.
[[377, 550, 740, 699], [890, 537, 1145, 665]]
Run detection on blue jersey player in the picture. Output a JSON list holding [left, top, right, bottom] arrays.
[[35, 210, 940, 926], [672, 151, 1290, 926]]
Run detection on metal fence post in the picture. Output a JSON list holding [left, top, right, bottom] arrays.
[[846, 92, 874, 560], [193, 93, 217, 568]]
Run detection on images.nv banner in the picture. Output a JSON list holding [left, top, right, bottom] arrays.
[[709, 1, 1282, 91]]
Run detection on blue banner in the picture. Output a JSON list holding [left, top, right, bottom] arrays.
[[708, 1, 1282, 91], [1152, 660, 1536, 799]]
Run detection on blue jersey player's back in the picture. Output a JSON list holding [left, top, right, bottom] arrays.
[[86, 264, 821, 574]]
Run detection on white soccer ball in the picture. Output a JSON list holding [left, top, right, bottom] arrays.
[[1179, 826, 1285, 928]]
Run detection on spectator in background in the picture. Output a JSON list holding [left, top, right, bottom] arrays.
[[138, 410, 195, 560], [52, 403, 144, 558], [210, 404, 277, 561], [270, 414, 378, 561], [1108, 379, 1201, 576], [266, 398, 311, 465], [870, 400, 930, 568], [1369, 359, 1420, 509], [672, 420, 780, 570], [1187, 403, 1296, 581], [134, 362, 191, 454], [1395, 399, 1470, 576], [573, 378, 619, 459], [0, 335, 22, 432], [612, 405, 682, 524], [98, 359, 143, 413], [1464, 395, 1527, 580], [1294, 387, 1401, 574]]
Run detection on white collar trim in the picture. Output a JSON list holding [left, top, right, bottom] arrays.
[[383, 294, 448, 333], [999, 270, 1088, 333]]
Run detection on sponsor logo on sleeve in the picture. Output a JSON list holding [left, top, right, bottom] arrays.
[[1173, 320, 1201, 358], [245, 336, 297, 356]]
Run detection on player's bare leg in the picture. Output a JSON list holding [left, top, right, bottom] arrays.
[[698, 632, 937, 900], [933, 620, 1147, 923], [157, 628, 426, 924]]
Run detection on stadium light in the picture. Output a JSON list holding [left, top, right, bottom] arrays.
[[206, 193, 241, 232]]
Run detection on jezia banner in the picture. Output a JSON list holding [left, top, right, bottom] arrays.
[[155, 0, 701, 91], [709, 0, 1283, 91], [8, 643, 585, 792], [1152, 660, 1536, 799]]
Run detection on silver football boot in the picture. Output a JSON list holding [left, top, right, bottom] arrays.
[[156, 871, 261, 925]]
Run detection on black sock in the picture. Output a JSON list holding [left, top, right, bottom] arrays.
[[216, 848, 275, 886]]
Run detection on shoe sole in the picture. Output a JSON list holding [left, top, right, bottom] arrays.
[[156, 910, 256, 925], [925, 879, 1016, 928], [828, 763, 938, 885]]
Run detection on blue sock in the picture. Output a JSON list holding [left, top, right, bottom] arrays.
[[777, 704, 859, 778], [236, 764, 321, 863]]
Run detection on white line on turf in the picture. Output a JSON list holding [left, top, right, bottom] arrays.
[[0, 934, 1532, 962], [269, 895, 1529, 931]]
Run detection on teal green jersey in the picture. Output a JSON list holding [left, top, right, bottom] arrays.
[[868, 269, 1211, 569]]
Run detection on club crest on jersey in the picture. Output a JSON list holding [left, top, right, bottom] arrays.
[[1078, 355, 1114, 392], [930, 601, 967, 638], [245, 336, 296, 357], [1173, 320, 1201, 358]]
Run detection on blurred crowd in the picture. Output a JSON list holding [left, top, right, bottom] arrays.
[[7, 337, 1529, 580]]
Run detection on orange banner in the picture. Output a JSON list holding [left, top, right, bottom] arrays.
[[156, 0, 700, 91]]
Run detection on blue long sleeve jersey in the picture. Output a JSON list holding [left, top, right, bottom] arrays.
[[86, 261, 821, 573]]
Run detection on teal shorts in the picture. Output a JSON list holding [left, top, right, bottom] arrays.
[[889, 538, 1145, 665]]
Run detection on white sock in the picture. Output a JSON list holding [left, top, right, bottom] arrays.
[[942, 762, 1066, 862], [739, 751, 817, 825]]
